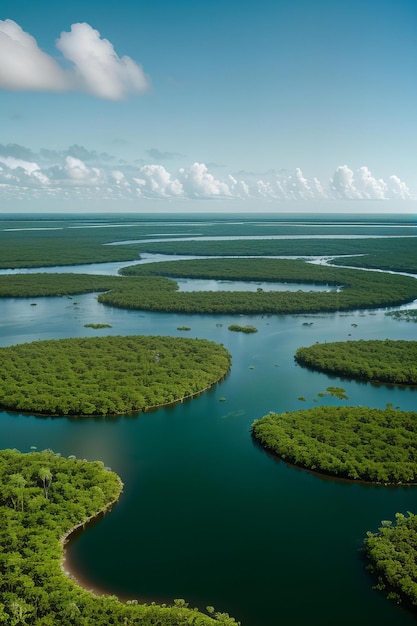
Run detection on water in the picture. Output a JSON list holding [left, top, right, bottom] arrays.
[[0, 213, 417, 626]]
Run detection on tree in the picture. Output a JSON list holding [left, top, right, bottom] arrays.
[[39, 467, 53, 499]]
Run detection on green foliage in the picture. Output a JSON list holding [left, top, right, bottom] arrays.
[[0, 273, 119, 297], [228, 324, 258, 333], [110, 258, 417, 314], [0, 449, 239, 625], [1, 260, 416, 316], [0, 336, 231, 416], [295, 339, 417, 385], [127, 237, 417, 273], [251, 405, 417, 483], [365, 512, 417, 606], [0, 224, 143, 268]]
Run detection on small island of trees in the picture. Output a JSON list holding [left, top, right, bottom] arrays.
[[365, 512, 417, 607], [228, 324, 258, 333], [0, 335, 231, 416], [295, 339, 417, 385], [0, 448, 239, 625], [251, 405, 417, 483]]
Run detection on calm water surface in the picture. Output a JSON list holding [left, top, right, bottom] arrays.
[[1, 216, 417, 626]]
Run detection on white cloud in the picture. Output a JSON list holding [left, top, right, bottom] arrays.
[[329, 165, 361, 199], [179, 163, 231, 197], [0, 146, 413, 204], [0, 20, 68, 92], [135, 164, 183, 197], [355, 166, 387, 199], [0, 20, 149, 100], [387, 175, 412, 200]]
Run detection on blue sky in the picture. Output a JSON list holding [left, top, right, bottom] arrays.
[[0, 0, 416, 213]]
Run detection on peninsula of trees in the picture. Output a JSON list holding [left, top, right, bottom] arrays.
[[251, 406, 417, 483], [0, 336, 231, 416], [0, 448, 239, 625], [295, 339, 417, 385]]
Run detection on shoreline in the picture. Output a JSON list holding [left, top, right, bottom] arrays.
[[59, 476, 124, 597]]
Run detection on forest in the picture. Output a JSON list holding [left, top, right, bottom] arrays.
[[295, 339, 417, 385], [364, 512, 417, 607], [127, 237, 417, 274], [0, 336, 231, 416], [0, 448, 238, 625], [1, 261, 416, 315], [0, 217, 415, 273], [251, 405, 417, 483]]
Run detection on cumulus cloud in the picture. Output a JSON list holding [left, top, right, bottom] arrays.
[[135, 164, 183, 197], [329, 165, 362, 199], [0, 19, 149, 99], [329, 165, 411, 201], [179, 162, 231, 197], [0, 146, 413, 204], [387, 175, 412, 200]]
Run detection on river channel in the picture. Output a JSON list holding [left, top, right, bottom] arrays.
[[0, 254, 416, 626]]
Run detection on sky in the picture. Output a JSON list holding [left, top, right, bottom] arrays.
[[0, 0, 416, 213]]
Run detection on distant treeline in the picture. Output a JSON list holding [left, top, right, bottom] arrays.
[[129, 237, 417, 273], [0, 448, 239, 625], [0, 335, 231, 416], [295, 339, 417, 385], [252, 405, 417, 483], [0, 218, 415, 272]]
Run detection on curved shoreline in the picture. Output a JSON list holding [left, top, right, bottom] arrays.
[[60, 476, 124, 596], [0, 370, 230, 418]]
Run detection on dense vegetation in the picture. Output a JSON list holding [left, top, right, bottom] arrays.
[[1, 261, 415, 316], [365, 512, 417, 606], [0, 274, 177, 299], [1, 215, 414, 273], [0, 336, 231, 416], [251, 405, 417, 482], [129, 238, 417, 273], [109, 258, 417, 314], [0, 224, 144, 268], [0, 274, 119, 297], [0, 448, 239, 625], [228, 325, 258, 333], [295, 339, 417, 385]]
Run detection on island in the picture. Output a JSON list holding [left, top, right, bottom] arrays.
[[251, 405, 417, 482], [0, 335, 231, 416], [295, 339, 417, 385]]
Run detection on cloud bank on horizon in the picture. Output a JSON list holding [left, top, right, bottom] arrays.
[[0, 143, 412, 204], [0, 19, 149, 100]]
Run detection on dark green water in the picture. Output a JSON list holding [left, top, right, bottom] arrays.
[[1, 292, 417, 626]]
